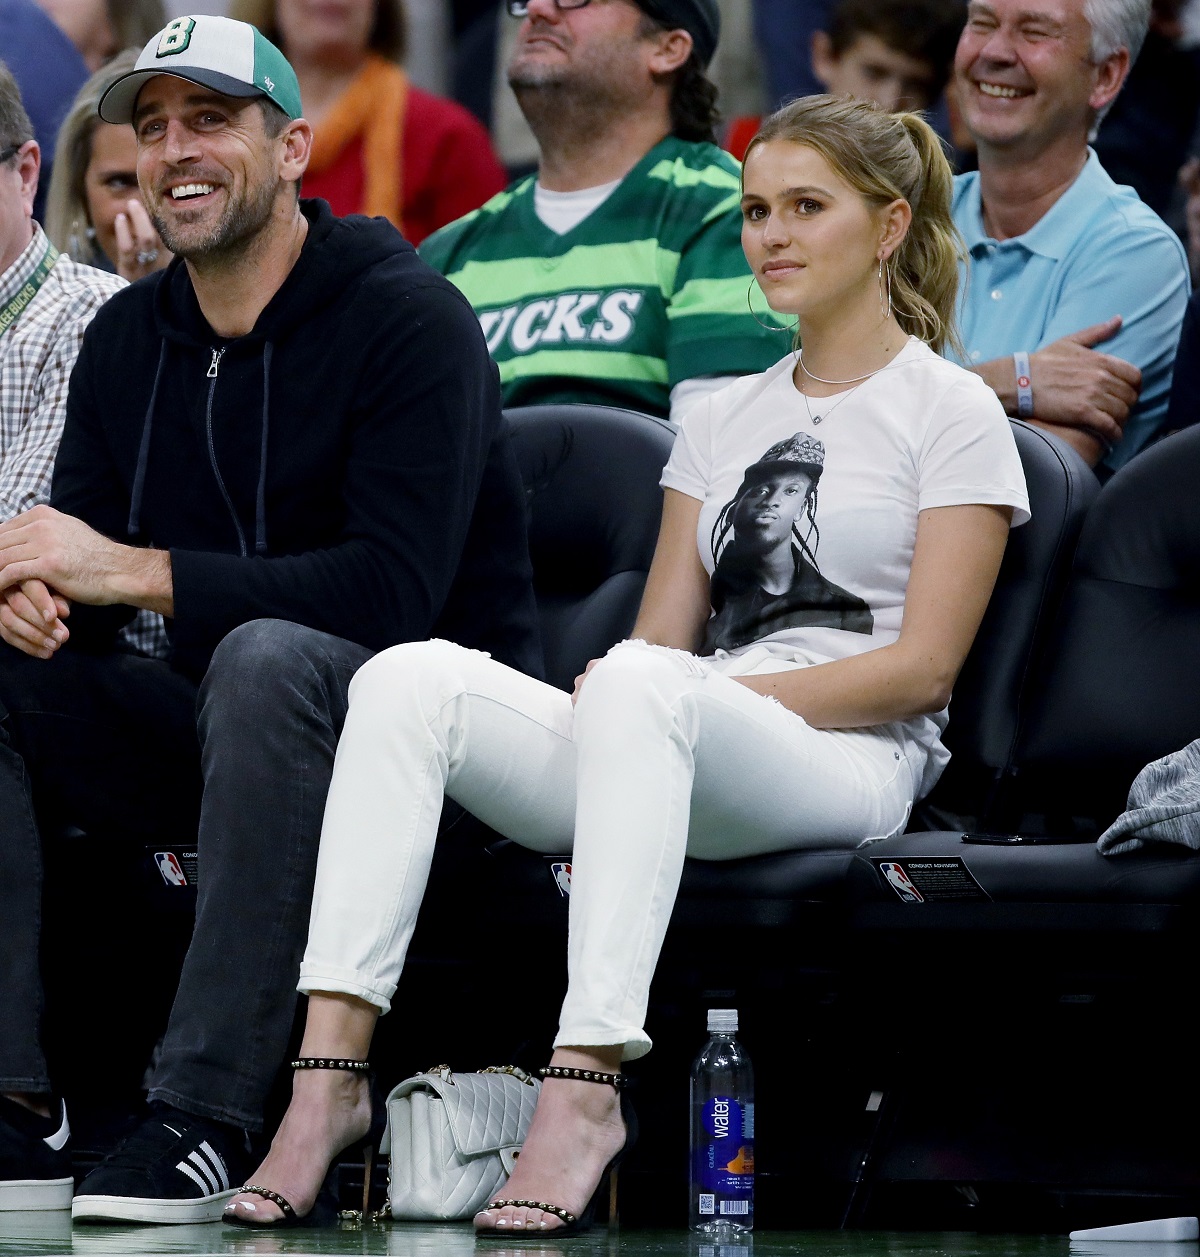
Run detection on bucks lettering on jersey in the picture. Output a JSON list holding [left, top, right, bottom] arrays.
[[420, 138, 789, 416]]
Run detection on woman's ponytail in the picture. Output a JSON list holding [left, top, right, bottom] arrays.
[[891, 112, 966, 358]]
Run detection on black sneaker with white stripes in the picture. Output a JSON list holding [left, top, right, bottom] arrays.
[[72, 1106, 249, 1224], [0, 1095, 73, 1211]]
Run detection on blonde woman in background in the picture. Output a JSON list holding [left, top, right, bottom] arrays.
[[43, 51, 171, 283], [228, 0, 507, 245]]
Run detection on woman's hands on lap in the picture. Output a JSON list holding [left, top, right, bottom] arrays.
[[572, 658, 601, 705], [572, 490, 710, 706]]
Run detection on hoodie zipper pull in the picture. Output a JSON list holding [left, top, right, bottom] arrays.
[[207, 347, 226, 379]]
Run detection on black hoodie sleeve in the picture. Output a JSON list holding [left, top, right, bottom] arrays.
[[165, 279, 502, 676]]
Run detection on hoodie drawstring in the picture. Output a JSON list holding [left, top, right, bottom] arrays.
[[127, 340, 167, 540], [126, 338, 272, 556], [255, 342, 272, 555]]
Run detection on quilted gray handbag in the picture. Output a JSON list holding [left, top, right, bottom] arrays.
[[381, 1064, 541, 1220]]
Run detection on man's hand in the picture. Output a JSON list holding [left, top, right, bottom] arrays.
[[0, 580, 70, 659], [0, 505, 173, 613], [1024, 317, 1142, 444], [973, 316, 1142, 466]]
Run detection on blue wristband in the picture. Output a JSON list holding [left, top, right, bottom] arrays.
[[1013, 352, 1033, 418]]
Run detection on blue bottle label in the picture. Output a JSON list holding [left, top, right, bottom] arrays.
[[694, 1096, 755, 1205]]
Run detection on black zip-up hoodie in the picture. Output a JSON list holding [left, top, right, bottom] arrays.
[[52, 199, 541, 681]]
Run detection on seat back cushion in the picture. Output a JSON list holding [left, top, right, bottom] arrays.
[[922, 422, 1099, 815], [505, 404, 677, 691], [1016, 425, 1200, 822]]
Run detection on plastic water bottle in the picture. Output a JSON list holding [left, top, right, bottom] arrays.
[[689, 1008, 755, 1234]]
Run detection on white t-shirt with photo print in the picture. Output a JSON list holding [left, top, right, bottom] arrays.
[[660, 335, 1030, 795]]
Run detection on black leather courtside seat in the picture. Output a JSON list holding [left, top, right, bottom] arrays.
[[855, 424, 1200, 928], [504, 403, 676, 690], [914, 422, 1100, 828], [1014, 422, 1200, 827]]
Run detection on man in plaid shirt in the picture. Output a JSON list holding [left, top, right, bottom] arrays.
[[0, 64, 165, 662], [0, 61, 125, 521]]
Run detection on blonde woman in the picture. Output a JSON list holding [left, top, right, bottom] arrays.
[[225, 94, 1030, 1233], [43, 50, 171, 283]]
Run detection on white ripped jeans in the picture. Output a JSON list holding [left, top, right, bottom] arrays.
[[299, 638, 918, 1060]]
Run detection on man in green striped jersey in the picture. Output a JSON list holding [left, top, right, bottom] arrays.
[[419, 0, 789, 422]]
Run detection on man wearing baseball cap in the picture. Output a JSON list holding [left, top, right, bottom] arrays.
[[0, 14, 539, 1223], [420, 0, 787, 423]]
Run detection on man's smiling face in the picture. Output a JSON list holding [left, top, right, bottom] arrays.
[[953, 0, 1111, 157], [133, 75, 283, 261]]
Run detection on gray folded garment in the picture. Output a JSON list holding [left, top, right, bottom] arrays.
[[1098, 738, 1200, 855]]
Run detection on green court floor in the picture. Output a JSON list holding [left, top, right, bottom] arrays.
[[2, 1216, 1189, 1257]]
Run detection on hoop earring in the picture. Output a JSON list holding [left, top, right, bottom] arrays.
[[878, 257, 893, 320], [746, 278, 797, 332]]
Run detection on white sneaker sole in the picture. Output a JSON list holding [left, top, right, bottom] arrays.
[[0, 1177, 74, 1211], [71, 1188, 234, 1224]]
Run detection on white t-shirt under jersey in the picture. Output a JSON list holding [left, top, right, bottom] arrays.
[[660, 336, 1030, 796]]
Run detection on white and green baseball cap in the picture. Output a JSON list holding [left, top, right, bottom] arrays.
[[99, 15, 302, 125]]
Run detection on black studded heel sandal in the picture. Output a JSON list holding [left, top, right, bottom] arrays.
[[475, 1066, 639, 1241], [225, 1057, 384, 1229]]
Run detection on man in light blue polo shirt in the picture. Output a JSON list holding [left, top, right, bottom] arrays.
[[950, 0, 1189, 473]]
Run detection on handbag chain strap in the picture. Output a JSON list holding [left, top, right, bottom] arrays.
[[480, 1064, 538, 1086], [421, 1063, 536, 1085]]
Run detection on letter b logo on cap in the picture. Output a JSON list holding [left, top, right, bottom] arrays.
[[157, 16, 196, 56]]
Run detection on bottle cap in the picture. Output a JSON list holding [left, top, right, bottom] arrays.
[[707, 1008, 738, 1033]]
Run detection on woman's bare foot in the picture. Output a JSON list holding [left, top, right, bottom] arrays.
[[474, 1050, 628, 1235], [224, 1068, 372, 1225]]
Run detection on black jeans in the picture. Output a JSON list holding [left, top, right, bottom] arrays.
[[0, 619, 371, 1131]]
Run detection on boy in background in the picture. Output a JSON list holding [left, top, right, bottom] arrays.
[[726, 0, 966, 158]]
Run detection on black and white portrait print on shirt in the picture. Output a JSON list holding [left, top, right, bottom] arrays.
[[704, 431, 874, 653]]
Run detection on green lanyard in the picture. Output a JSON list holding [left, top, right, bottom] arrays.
[[0, 241, 60, 338]]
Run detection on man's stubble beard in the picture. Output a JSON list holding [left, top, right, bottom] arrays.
[[510, 73, 628, 149], [508, 42, 644, 147], [150, 173, 279, 264]]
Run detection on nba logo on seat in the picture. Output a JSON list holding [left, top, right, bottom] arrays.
[[879, 861, 923, 903], [155, 851, 188, 886], [550, 862, 572, 897]]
